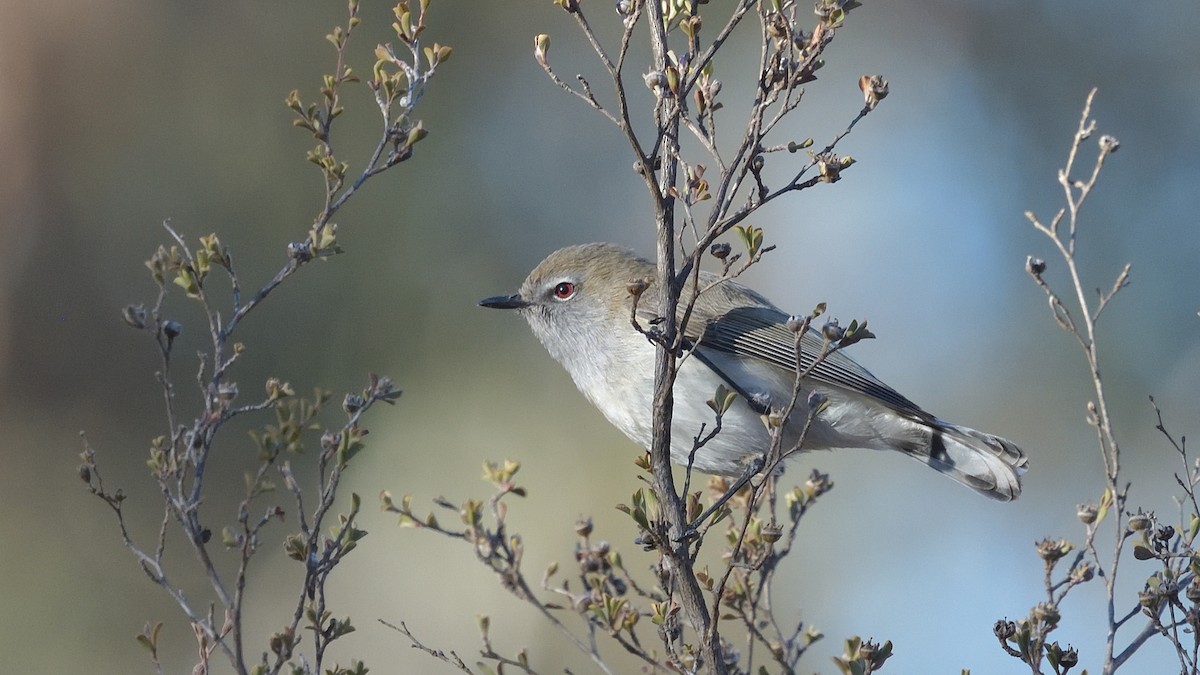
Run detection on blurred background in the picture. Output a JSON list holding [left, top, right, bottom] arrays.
[[1, 0, 1197, 672]]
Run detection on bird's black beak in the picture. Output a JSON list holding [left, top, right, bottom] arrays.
[[479, 294, 530, 310]]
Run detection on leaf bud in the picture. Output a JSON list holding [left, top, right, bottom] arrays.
[[343, 393, 365, 414], [761, 409, 785, 429], [806, 390, 828, 413], [1139, 587, 1162, 610], [287, 241, 312, 261], [804, 468, 832, 497], [787, 138, 814, 153], [1187, 579, 1200, 605], [405, 122, 428, 147], [1026, 256, 1047, 277], [534, 34, 551, 67], [575, 518, 594, 537], [122, 304, 147, 330], [821, 319, 845, 342]]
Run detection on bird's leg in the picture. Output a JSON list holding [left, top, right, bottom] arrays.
[[676, 455, 765, 541]]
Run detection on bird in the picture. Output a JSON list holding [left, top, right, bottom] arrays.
[[480, 242, 1028, 501]]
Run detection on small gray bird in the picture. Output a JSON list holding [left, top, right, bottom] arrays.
[[480, 243, 1028, 501]]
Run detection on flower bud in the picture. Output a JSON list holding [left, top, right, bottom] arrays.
[[858, 74, 889, 110], [1032, 602, 1060, 627], [821, 320, 844, 342], [806, 391, 828, 412], [1128, 511, 1152, 531], [1076, 503, 1097, 524], [643, 70, 668, 95], [764, 12, 788, 39], [1035, 537, 1073, 563], [1069, 562, 1095, 583]]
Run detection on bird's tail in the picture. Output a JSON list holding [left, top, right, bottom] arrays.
[[901, 422, 1029, 501]]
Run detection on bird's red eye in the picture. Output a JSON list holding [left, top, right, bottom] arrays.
[[553, 281, 575, 299]]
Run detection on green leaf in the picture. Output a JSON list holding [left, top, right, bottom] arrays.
[[1096, 486, 1113, 524], [706, 383, 738, 416], [1133, 542, 1155, 560], [734, 224, 764, 258], [135, 621, 162, 654], [172, 267, 200, 298]]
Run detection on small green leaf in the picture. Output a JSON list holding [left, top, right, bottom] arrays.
[[284, 533, 307, 561], [1096, 486, 1113, 524], [1133, 542, 1155, 560], [734, 225, 765, 258], [706, 383, 738, 416], [172, 267, 200, 298], [135, 621, 162, 654]]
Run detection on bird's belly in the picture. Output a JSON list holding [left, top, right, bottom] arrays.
[[655, 354, 784, 475], [575, 348, 890, 477]]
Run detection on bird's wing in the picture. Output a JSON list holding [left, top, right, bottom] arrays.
[[666, 300, 936, 423]]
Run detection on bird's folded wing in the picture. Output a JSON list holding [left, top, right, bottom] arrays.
[[684, 305, 936, 424]]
